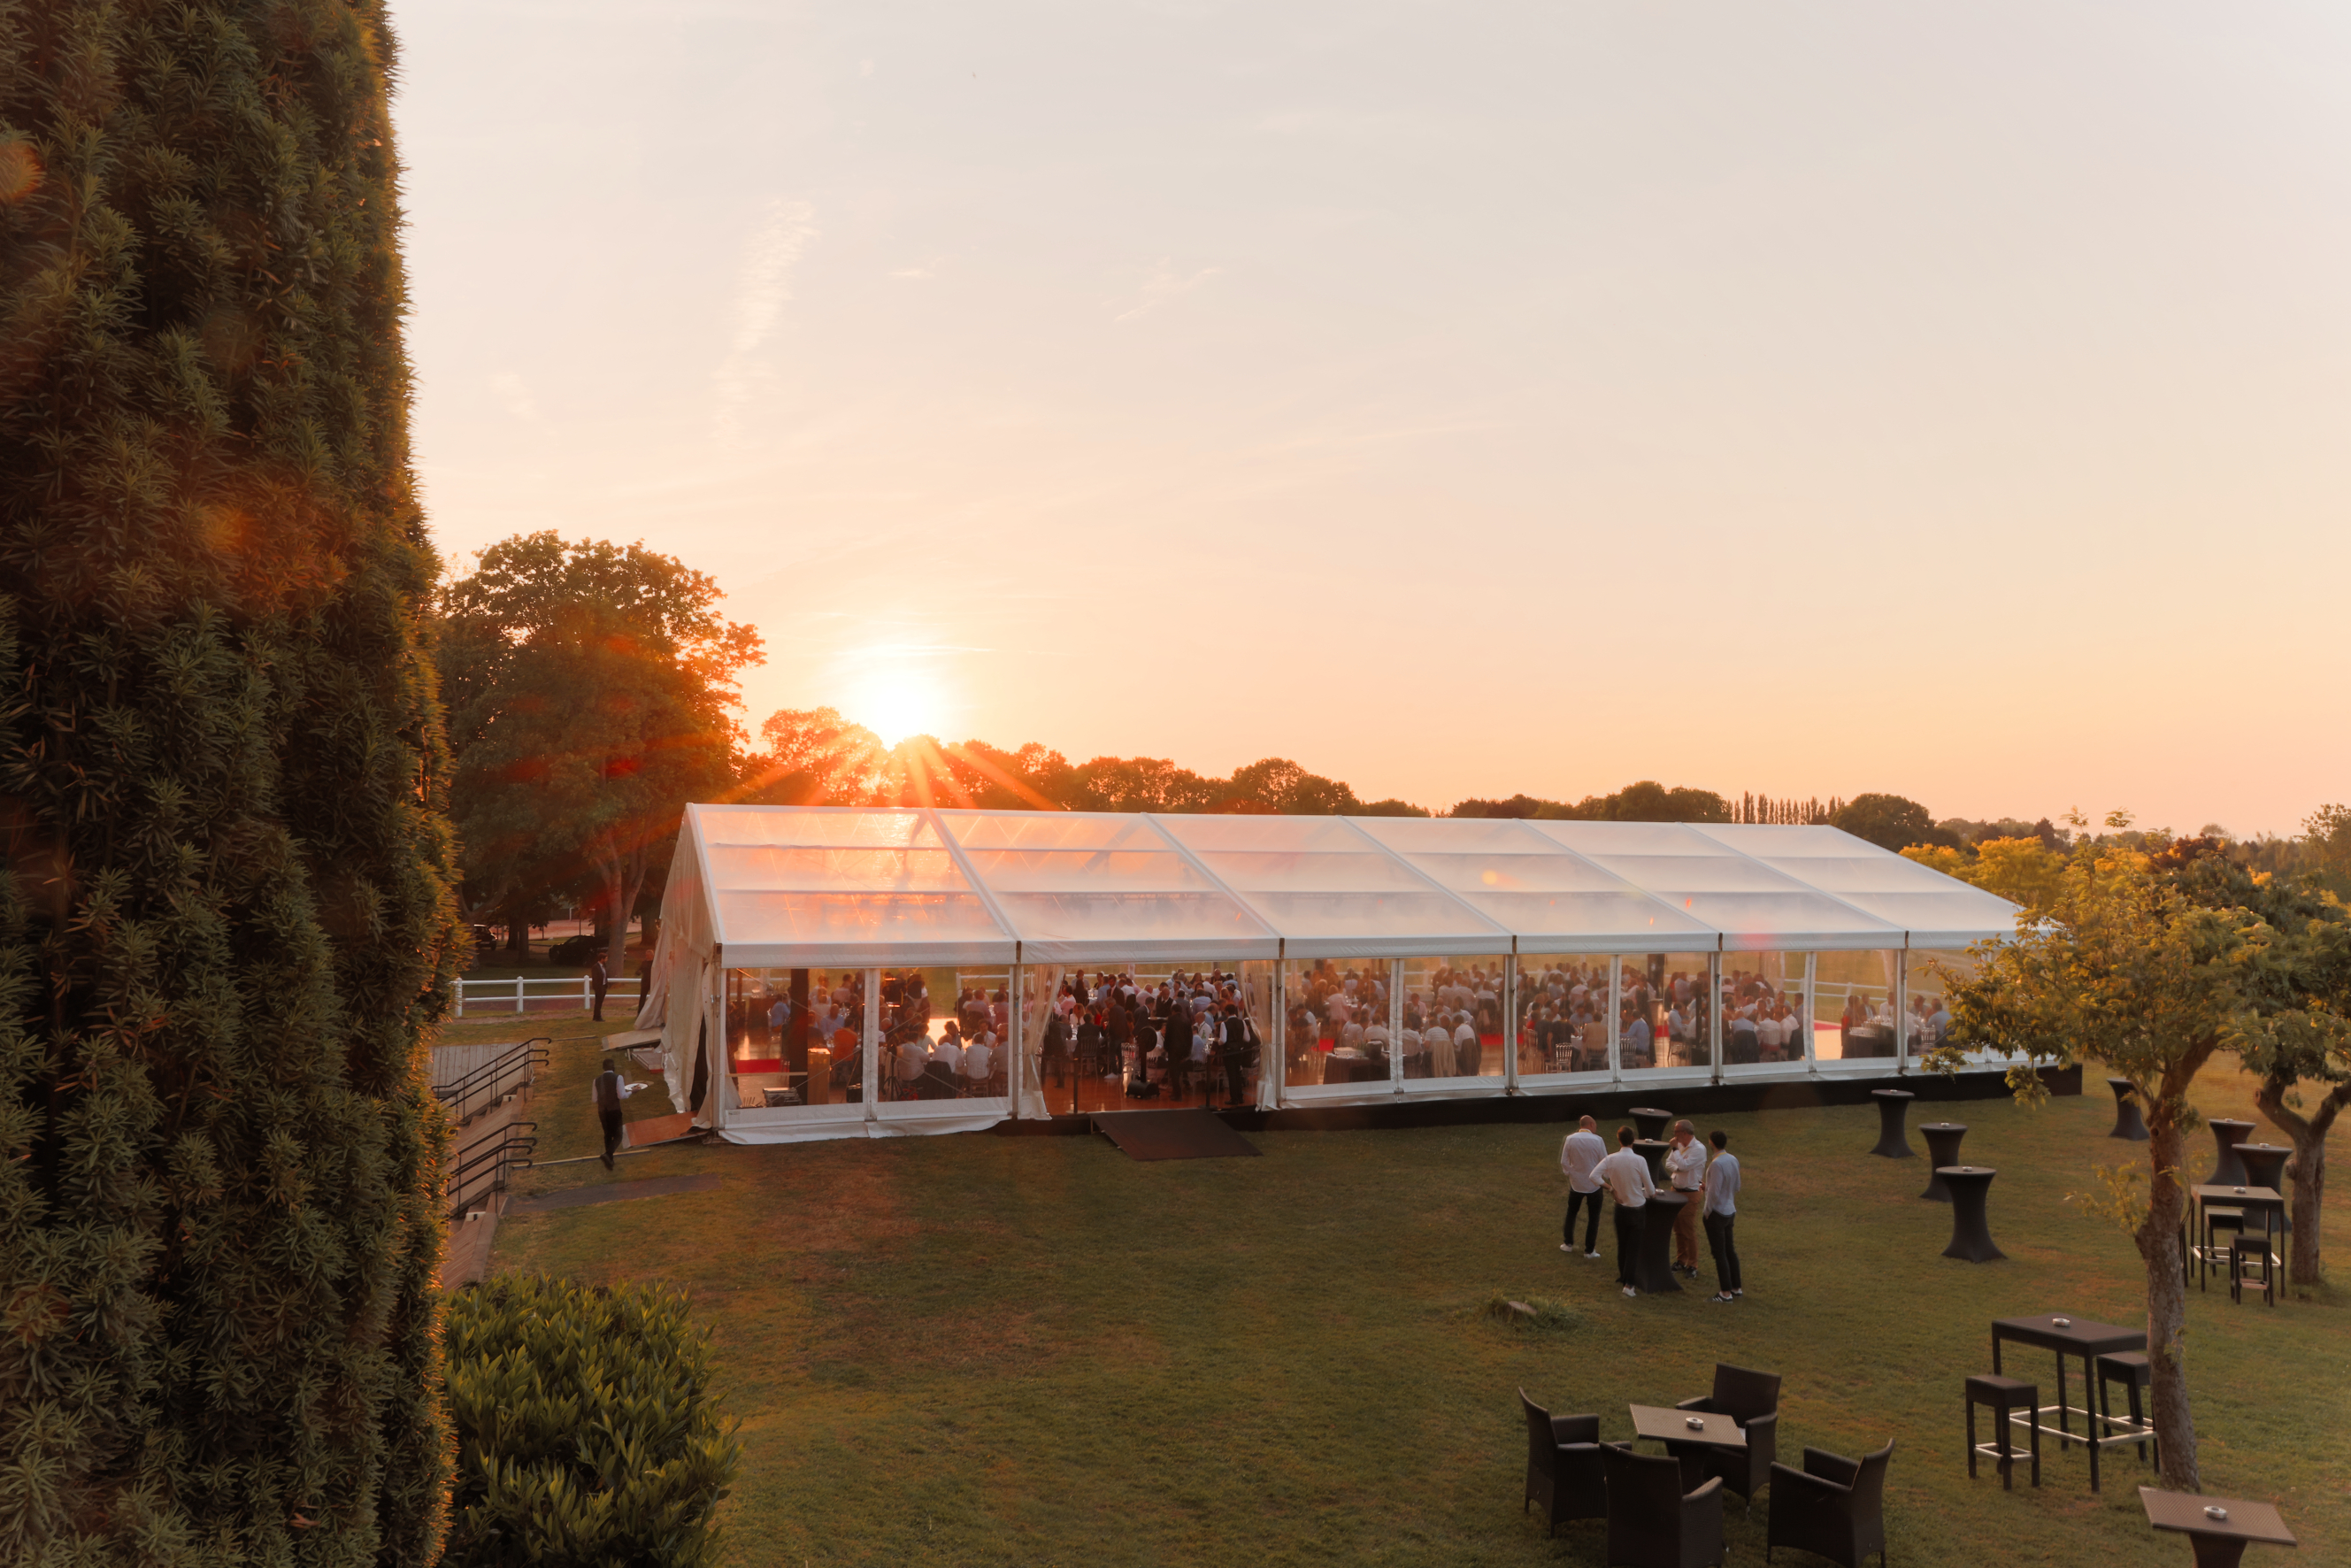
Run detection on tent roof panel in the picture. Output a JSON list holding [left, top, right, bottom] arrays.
[[664, 805, 2009, 962]]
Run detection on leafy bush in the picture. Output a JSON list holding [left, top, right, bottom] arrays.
[[444, 1276, 742, 1567]]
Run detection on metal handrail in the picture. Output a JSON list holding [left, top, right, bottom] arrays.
[[434, 1037, 549, 1124], [449, 1121, 537, 1218]]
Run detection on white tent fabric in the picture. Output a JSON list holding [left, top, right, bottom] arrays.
[[660, 803, 2017, 966], [641, 804, 2022, 1134]]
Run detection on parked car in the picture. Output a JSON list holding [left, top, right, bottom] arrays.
[[549, 934, 601, 966]]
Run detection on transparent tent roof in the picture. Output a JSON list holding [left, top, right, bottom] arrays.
[[678, 805, 2019, 965]]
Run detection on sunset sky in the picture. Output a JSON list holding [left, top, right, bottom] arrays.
[[390, 1, 2350, 835]]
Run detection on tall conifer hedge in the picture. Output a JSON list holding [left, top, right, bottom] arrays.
[[0, 4, 465, 1561]]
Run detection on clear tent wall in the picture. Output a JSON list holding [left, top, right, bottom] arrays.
[[631, 807, 2023, 1142]]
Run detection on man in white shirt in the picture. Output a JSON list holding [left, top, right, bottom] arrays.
[[933, 1026, 965, 1081], [1663, 1119, 1707, 1277], [1702, 1129, 1742, 1301], [894, 1034, 929, 1090], [1591, 1126, 1659, 1296], [961, 1032, 994, 1089], [1559, 1116, 1609, 1257]]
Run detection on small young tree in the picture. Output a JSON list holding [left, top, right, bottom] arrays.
[[2159, 838, 2351, 1285], [1933, 835, 2262, 1490]]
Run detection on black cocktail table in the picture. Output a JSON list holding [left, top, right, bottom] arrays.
[[1940, 1167, 2003, 1262], [1635, 1195, 1686, 1294], [1919, 1123, 1967, 1200], [1992, 1313, 2147, 1492], [2108, 1077, 2149, 1141], [1871, 1088, 1915, 1157], [1629, 1105, 1671, 1141], [2205, 1118, 2255, 1187], [1633, 1138, 1671, 1186], [2140, 1487, 2298, 1567]]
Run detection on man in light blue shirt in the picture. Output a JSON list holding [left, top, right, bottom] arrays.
[[1702, 1129, 1743, 1303]]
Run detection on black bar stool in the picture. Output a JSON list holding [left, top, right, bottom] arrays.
[[2094, 1351, 2156, 1467], [1919, 1123, 1966, 1200], [1965, 1375, 2040, 1488], [2199, 1204, 2246, 1291], [1871, 1088, 1916, 1157], [2230, 1235, 2275, 1306], [2106, 1077, 2148, 1141]]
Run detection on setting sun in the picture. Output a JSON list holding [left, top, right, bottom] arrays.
[[847, 670, 946, 749]]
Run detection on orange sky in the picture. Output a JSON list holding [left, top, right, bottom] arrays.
[[392, 1, 2351, 834]]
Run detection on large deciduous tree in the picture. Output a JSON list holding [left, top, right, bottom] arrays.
[[442, 535, 760, 974], [1934, 837, 2273, 1490], [0, 3, 465, 1560]]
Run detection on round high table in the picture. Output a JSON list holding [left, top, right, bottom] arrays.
[[1920, 1124, 1968, 1201], [2205, 1119, 2255, 1187], [1871, 1088, 1917, 1158], [1629, 1106, 1672, 1142], [2107, 1078, 2149, 1141], [1940, 1167, 2005, 1262], [1636, 1194, 1687, 1294], [1633, 1139, 1672, 1188]]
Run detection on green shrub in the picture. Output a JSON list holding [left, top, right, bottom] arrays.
[[445, 1275, 742, 1568]]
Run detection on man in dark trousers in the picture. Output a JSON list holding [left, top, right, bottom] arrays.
[[592, 1056, 626, 1169], [589, 952, 611, 1022], [1590, 1125, 1659, 1297]]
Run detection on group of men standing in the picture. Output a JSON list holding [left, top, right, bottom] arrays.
[[1559, 1115, 1743, 1303]]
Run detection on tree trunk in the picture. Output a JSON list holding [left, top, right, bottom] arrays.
[[2254, 1080, 2346, 1285], [605, 838, 649, 976], [2136, 1101, 2200, 1488]]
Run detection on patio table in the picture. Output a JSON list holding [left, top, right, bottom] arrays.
[[1992, 1313, 2146, 1492], [2188, 1184, 2286, 1294], [2140, 1487, 2296, 1567]]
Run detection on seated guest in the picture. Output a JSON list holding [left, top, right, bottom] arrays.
[[933, 1023, 966, 1081], [893, 1033, 929, 1092], [1455, 1013, 1480, 1077], [1756, 1007, 1783, 1062], [1729, 1009, 1759, 1064], [1427, 1013, 1458, 1077], [1622, 1009, 1653, 1069], [962, 1031, 994, 1090]]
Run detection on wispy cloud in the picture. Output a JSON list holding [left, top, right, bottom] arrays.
[[1114, 260, 1223, 323], [489, 371, 541, 424], [714, 198, 818, 445]]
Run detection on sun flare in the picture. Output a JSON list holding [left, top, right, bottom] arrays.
[[849, 673, 946, 749]]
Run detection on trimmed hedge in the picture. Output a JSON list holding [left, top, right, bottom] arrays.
[[444, 1276, 742, 1567]]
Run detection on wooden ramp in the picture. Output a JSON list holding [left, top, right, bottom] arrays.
[[1092, 1110, 1261, 1162]]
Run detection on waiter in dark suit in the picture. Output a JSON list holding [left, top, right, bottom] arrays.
[[589, 952, 611, 1021]]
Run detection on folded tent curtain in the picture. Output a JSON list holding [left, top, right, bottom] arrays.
[[1016, 961, 1061, 1119]]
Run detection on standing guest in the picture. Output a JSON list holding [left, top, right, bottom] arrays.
[[1560, 1115, 1609, 1258], [1592, 1126, 1659, 1297], [1703, 1130, 1743, 1303], [589, 952, 611, 1022], [591, 1057, 627, 1169], [1664, 1119, 1707, 1276], [1221, 1003, 1252, 1108]]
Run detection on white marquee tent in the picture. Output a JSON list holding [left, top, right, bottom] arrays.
[[634, 805, 2023, 1142]]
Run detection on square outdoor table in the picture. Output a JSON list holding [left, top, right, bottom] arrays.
[[2189, 1185, 2287, 1294], [1991, 1314, 2147, 1492], [1630, 1404, 1745, 1449], [2140, 1487, 2297, 1567]]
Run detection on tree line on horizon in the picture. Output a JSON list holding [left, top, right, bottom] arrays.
[[428, 533, 2351, 971]]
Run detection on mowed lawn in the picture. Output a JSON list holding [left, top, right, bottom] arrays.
[[470, 1022, 2351, 1568]]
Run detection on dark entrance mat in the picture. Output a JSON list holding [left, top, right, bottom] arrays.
[[508, 1172, 721, 1215], [1092, 1110, 1262, 1162]]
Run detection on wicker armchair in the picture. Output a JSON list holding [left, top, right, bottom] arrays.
[[1602, 1442, 1725, 1568], [1675, 1364, 1782, 1507], [1518, 1389, 1605, 1536], [1766, 1440, 1893, 1568]]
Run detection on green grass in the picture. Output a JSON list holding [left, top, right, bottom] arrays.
[[480, 1046, 2351, 1567]]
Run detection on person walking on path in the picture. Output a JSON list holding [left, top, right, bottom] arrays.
[[590, 952, 611, 1022], [1702, 1129, 1743, 1303], [1560, 1116, 1609, 1258], [1591, 1126, 1659, 1297], [592, 1058, 626, 1170], [1664, 1119, 1707, 1276]]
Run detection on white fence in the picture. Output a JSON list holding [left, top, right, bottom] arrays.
[[453, 975, 642, 1018]]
